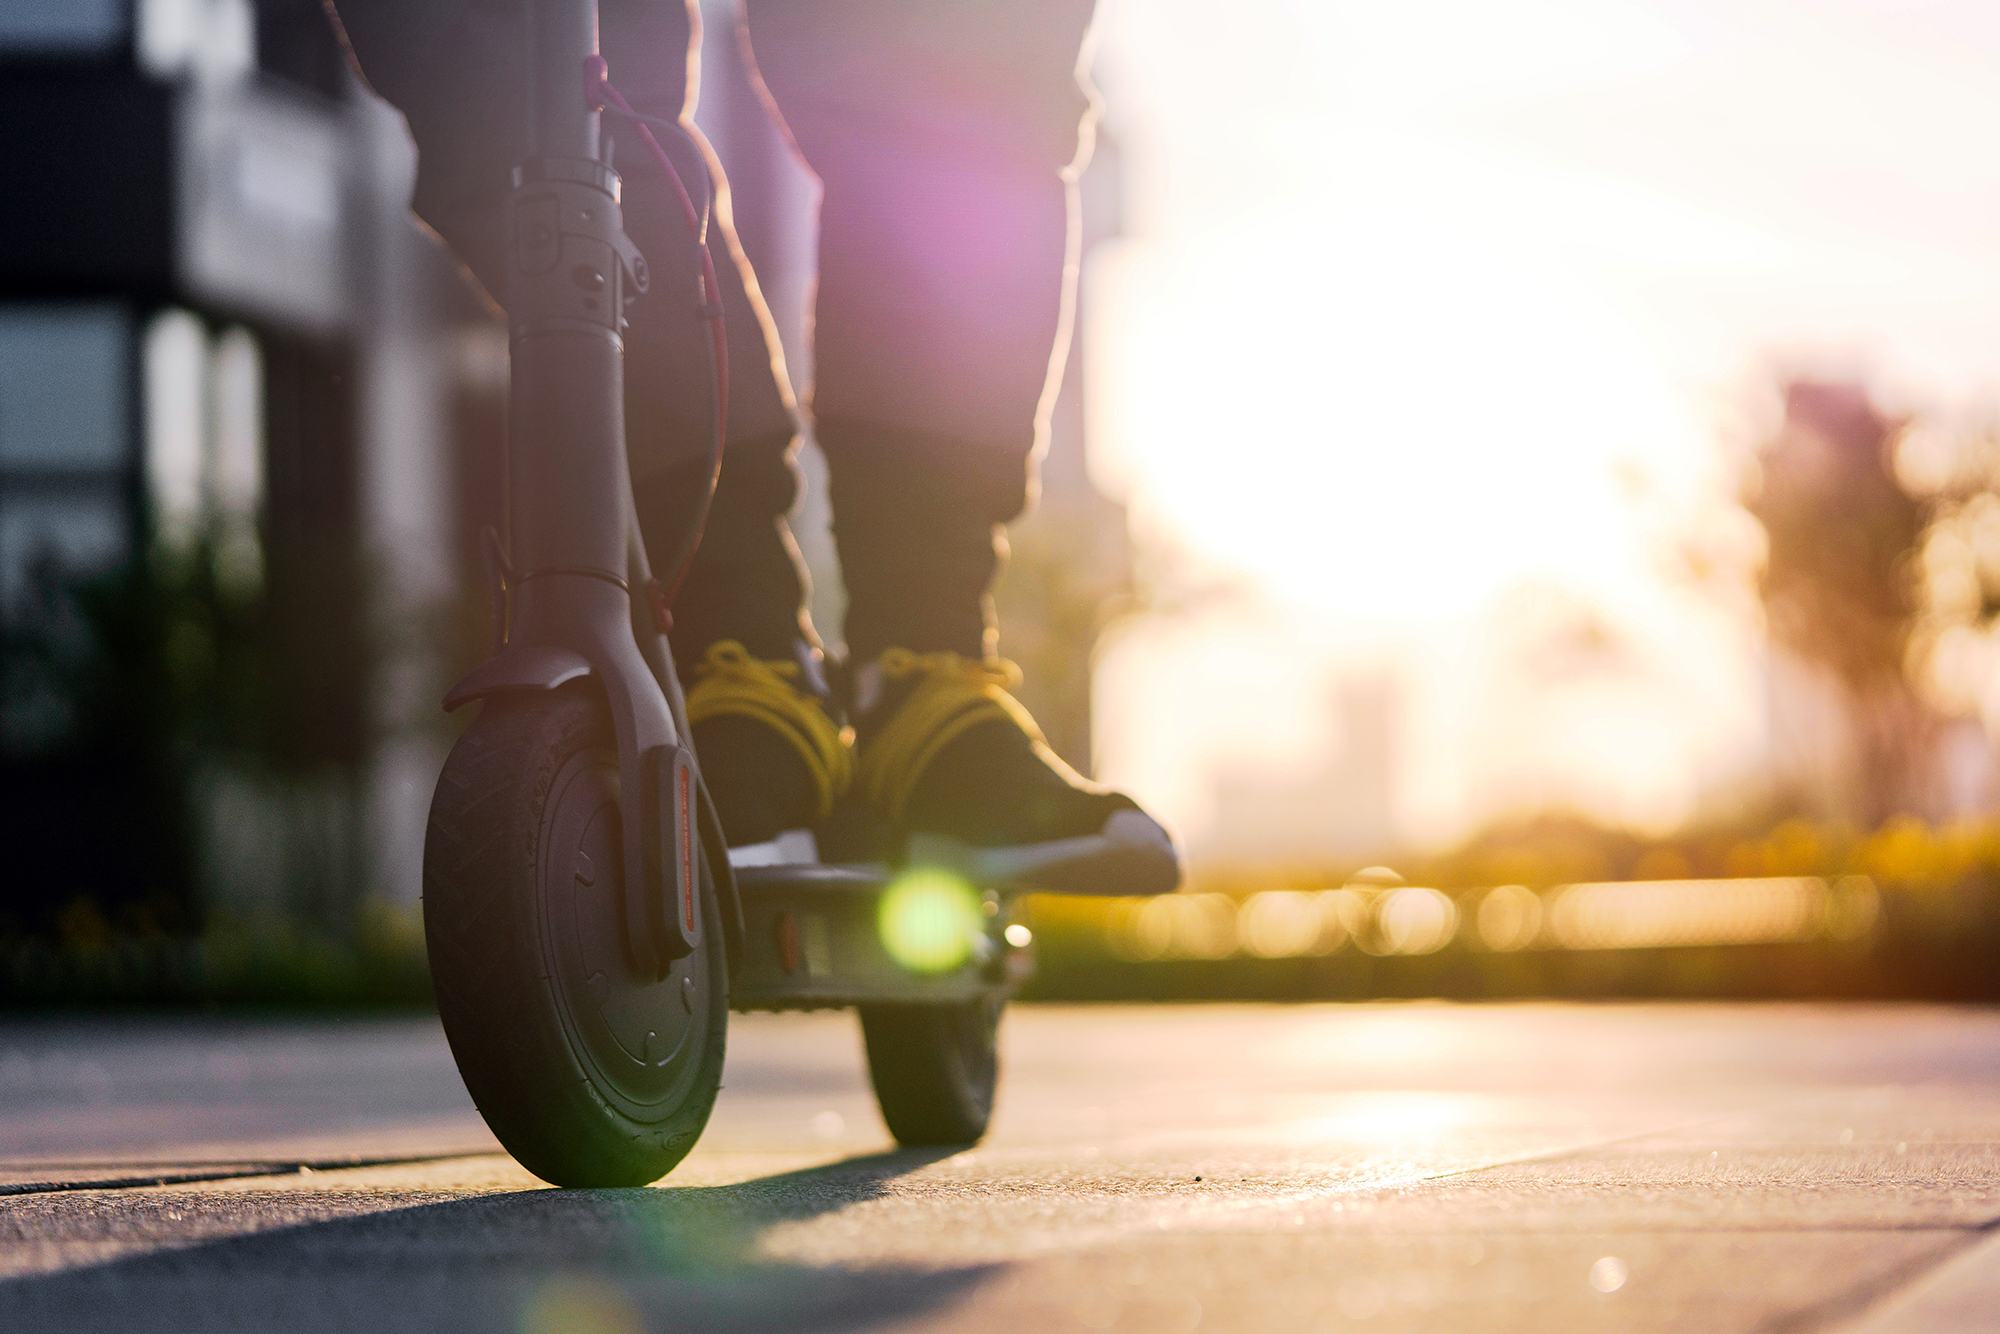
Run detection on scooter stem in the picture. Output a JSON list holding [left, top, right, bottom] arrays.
[[499, 0, 698, 977]]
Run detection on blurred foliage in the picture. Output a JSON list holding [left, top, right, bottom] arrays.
[[0, 540, 272, 938], [0, 901, 432, 1010], [1899, 420, 2000, 731], [0, 521, 384, 942], [1018, 809, 2000, 1005], [1748, 383, 1922, 700], [5, 549, 232, 760], [1209, 807, 2000, 898], [1719, 378, 2000, 823], [1739, 382, 1941, 823]]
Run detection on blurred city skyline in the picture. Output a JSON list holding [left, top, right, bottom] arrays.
[[1083, 0, 2000, 854]]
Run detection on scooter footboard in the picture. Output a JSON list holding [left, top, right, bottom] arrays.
[[728, 864, 1029, 1012]]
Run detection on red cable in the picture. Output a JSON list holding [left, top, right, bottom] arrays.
[[582, 55, 728, 606]]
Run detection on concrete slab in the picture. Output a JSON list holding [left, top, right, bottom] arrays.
[[1834, 1227, 2000, 1333], [0, 1003, 1993, 1332]]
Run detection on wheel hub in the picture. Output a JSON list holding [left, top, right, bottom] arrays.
[[540, 749, 711, 1117]]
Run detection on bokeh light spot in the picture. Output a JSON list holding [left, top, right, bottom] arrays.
[[1377, 887, 1460, 955], [879, 868, 982, 974], [1477, 885, 1543, 951]]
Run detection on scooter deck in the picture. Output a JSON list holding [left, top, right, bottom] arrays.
[[728, 863, 1027, 1012]]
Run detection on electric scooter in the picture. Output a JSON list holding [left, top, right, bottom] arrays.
[[421, 0, 1033, 1188]]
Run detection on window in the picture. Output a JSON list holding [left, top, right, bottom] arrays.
[[0, 304, 133, 616]]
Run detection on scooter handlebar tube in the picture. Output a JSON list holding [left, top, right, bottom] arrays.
[[526, 0, 600, 163], [499, 0, 700, 976]]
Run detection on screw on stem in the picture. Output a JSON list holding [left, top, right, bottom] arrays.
[[582, 54, 610, 112]]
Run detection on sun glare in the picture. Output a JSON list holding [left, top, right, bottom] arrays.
[[1085, 0, 2000, 853]]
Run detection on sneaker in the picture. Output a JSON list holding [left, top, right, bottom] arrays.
[[686, 640, 851, 849], [852, 649, 1181, 896]]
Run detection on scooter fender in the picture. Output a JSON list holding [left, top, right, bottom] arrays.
[[440, 620, 739, 979], [441, 645, 593, 712]]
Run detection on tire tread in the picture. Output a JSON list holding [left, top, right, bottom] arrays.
[[423, 686, 726, 1186]]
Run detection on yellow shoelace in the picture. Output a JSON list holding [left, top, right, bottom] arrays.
[[686, 641, 853, 822], [856, 648, 1050, 825]]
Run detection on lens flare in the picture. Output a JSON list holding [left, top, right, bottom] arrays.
[[879, 868, 983, 973], [519, 1276, 642, 1334]]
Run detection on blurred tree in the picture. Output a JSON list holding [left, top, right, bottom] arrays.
[[0, 540, 266, 938], [1897, 418, 2000, 739], [1745, 381, 1934, 823]]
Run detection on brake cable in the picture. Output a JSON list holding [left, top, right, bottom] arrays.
[[582, 55, 728, 611]]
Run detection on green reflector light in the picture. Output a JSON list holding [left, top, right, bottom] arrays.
[[878, 868, 982, 974]]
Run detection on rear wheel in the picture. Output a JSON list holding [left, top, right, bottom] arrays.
[[859, 996, 1002, 1147], [422, 685, 727, 1187]]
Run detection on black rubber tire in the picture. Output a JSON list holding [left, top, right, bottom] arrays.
[[858, 997, 1002, 1147], [422, 685, 727, 1187]]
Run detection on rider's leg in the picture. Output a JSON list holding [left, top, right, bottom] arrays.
[[327, 0, 769, 546], [744, 0, 1180, 887], [745, 0, 1091, 662], [591, 1, 848, 849], [326, 0, 842, 846]]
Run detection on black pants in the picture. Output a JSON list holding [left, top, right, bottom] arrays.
[[328, 0, 1098, 664]]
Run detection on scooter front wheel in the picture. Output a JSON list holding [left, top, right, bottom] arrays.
[[423, 684, 727, 1187]]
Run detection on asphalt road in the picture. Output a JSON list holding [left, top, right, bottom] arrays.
[[1, 1002, 1998, 1332]]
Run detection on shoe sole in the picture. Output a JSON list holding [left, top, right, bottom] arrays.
[[728, 811, 1183, 898], [903, 809, 1183, 897]]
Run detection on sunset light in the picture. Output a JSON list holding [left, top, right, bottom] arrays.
[[1085, 0, 2000, 852]]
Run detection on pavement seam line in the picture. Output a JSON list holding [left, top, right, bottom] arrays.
[[1783, 1211, 2000, 1333], [0, 1150, 505, 1198]]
